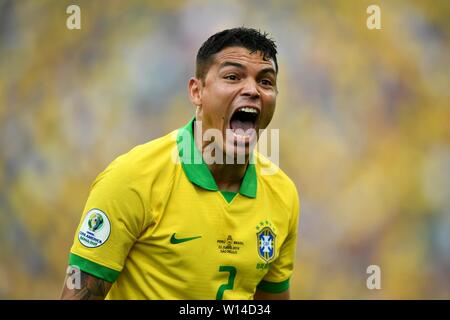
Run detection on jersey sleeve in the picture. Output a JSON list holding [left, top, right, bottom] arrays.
[[257, 185, 300, 293], [69, 158, 150, 283]]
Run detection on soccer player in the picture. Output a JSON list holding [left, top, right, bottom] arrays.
[[61, 27, 300, 300]]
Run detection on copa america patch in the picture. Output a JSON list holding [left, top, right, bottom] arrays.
[[78, 209, 111, 248], [257, 226, 276, 262]]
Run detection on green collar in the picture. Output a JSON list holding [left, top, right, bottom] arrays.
[[176, 117, 257, 198]]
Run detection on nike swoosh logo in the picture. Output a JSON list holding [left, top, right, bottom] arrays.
[[170, 233, 202, 244]]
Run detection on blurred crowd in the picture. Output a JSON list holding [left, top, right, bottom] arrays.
[[0, 0, 449, 299]]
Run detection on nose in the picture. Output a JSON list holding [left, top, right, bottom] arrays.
[[241, 78, 260, 100]]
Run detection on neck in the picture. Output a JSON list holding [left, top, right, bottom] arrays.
[[194, 121, 248, 193], [208, 162, 248, 193]]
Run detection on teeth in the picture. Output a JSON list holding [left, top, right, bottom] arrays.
[[238, 107, 258, 113], [233, 131, 250, 138]]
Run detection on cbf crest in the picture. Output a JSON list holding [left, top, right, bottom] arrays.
[[256, 220, 277, 263]]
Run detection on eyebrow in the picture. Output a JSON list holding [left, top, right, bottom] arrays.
[[219, 62, 276, 76], [219, 61, 245, 70]]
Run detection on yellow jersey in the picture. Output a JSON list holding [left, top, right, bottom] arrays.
[[69, 117, 300, 299]]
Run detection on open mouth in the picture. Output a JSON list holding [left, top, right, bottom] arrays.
[[229, 107, 260, 134]]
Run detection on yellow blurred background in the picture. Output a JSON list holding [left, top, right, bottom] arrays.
[[0, 0, 449, 299]]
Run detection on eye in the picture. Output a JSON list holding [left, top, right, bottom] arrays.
[[261, 79, 273, 86], [224, 74, 239, 81]]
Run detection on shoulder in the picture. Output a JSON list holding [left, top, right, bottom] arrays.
[[94, 129, 179, 187], [254, 151, 299, 212], [86, 129, 180, 215], [85, 129, 180, 227]]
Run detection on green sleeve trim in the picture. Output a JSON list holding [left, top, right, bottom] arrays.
[[257, 278, 290, 293], [69, 253, 120, 283]]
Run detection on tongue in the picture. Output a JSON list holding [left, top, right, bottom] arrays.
[[230, 119, 254, 132]]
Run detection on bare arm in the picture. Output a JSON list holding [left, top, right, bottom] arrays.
[[254, 288, 290, 300], [60, 269, 112, 300]]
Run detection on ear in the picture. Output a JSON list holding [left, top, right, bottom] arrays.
[[188, 77, 203, 107]]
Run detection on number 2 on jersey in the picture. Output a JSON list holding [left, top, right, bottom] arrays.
[[216, 265, 237, 300]]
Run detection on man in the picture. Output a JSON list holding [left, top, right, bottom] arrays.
[[61, 27, 300, 300]]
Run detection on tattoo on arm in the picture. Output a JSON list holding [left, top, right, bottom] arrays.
[[61, 270, 112, 300]]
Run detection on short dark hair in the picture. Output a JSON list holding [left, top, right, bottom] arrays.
[[196, 27, 278, 81]]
